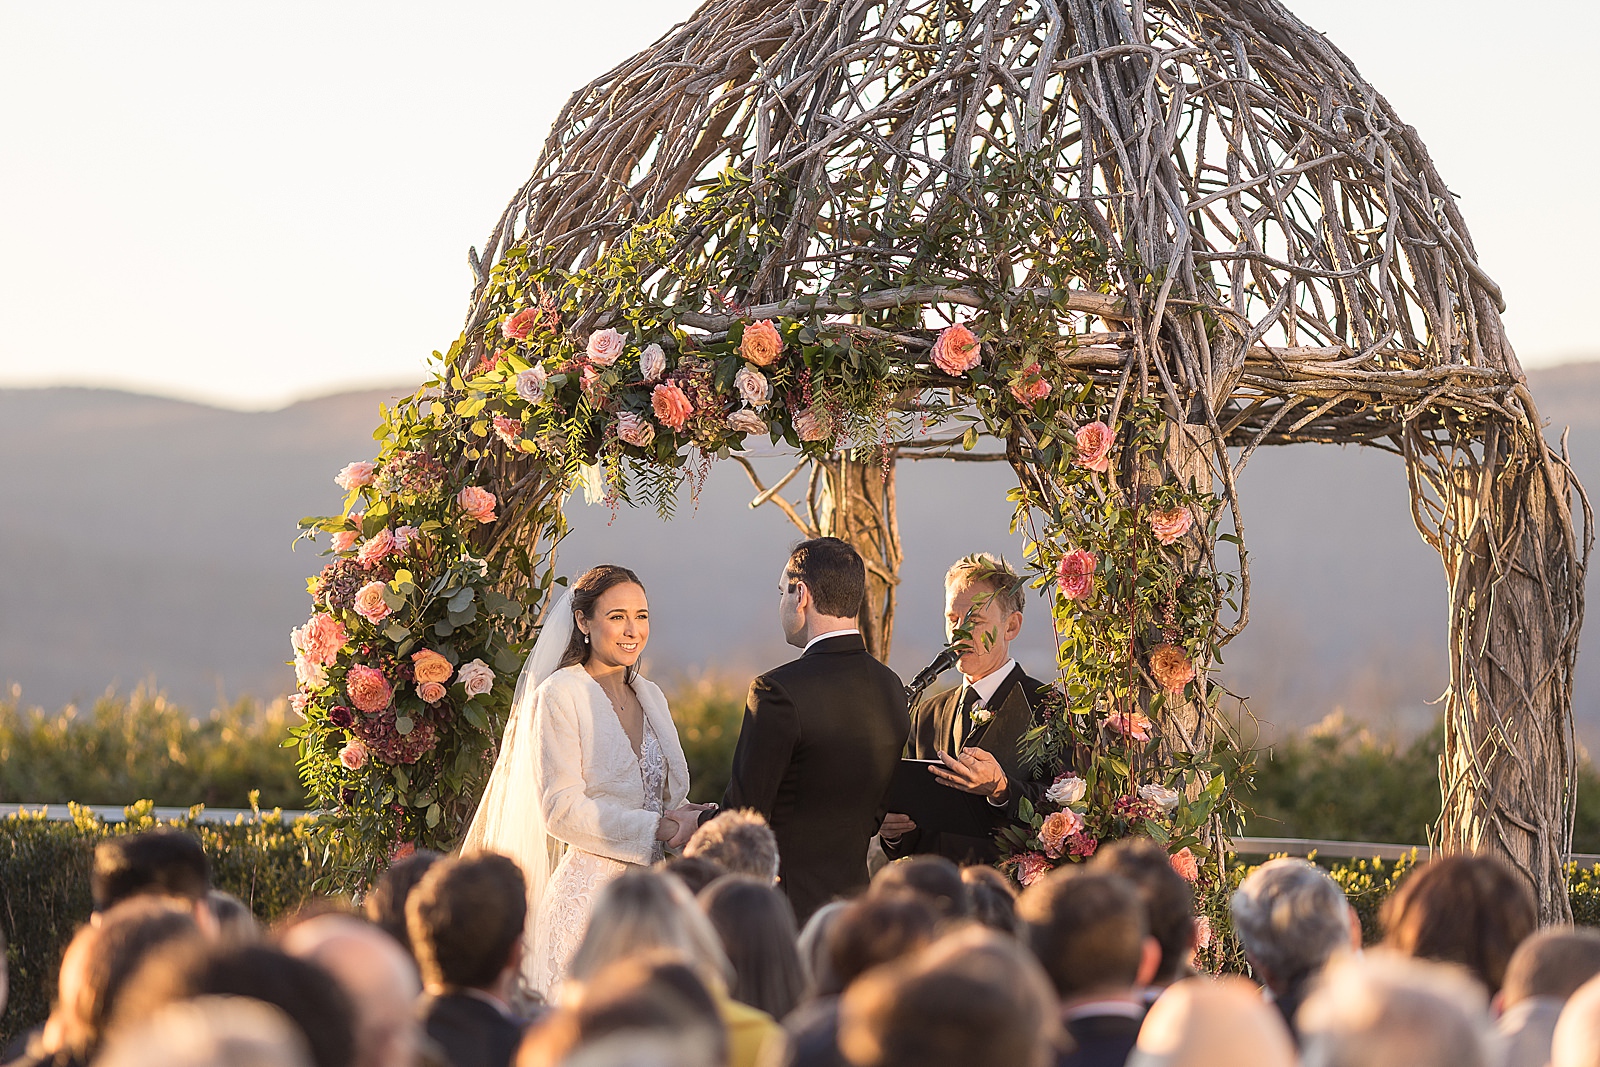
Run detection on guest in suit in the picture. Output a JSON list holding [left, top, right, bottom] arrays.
[[720, 537, 912, 925], [407, 853, 531, 1067], [1016, 869, 1161, 1067], [881, 554, 1051, 865]]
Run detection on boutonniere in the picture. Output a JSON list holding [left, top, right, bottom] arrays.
[[970, 705, 993, 726]]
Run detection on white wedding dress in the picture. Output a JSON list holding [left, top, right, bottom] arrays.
[[459, 591, 691, 1000]]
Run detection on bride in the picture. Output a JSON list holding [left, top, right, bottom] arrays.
[[459, 564, 709, 997]]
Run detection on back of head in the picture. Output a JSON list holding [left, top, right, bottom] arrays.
[[1552, 972, 1600, 1067], [658, 856, 729, 897], [1093, 837, 1196, 983], [280, 915, 422, 1067], [407, 852, 526, 991], [520, 954, 727, 1067], [684, 810, 780, 883], [118, 940, 356, 1067], [93, 830, 211, 910], [97, 996, 314, 1067], [961, 866, 1019, 935], [1502, 927, 1600, 1008], [363, 849, 443, 957], [1382, 856, 1536, 994], [788, 537, 866, 619], [567, 870, 733, 990], [206, 891, 259, 941], [797, 900, 851, 995], [1130, 976, 1296, 1067], [824, 894, 939, 996], [1297, 951, 1492, 1067], [871, 857, 970, 921], [700, 875, 805, 1019], [1017, 867, 1147, 1000], [77, 897, 203, 1061], [1229, 859, 1352, 991]]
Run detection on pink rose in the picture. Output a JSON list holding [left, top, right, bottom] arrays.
[[293, 653, 327, 690], [1170, 847, 1200, 883], [1148, 506, 1193, 545], [289, 692, 310, 719], [457, 486, 498, 524], [1010, 364, 1051, 406], [296, 613, 348, 666], [345, 665, 392, 714], [734, 365, 771, 407], [727, 409, 767, 436], [651, 382, 693, 431], [1056, 549, 1097, 600], [492, 415, 523, 447], [502, 307, 543, 340], [1039, 809, 1085, 859], [335, 462, 376, 491], [1105, 710, 1153, 744], [331, 530, 359, 553], [338, 737, 369, 770], [353, 580, 392, 623], [417, 680, 447, 704], [1074, 421, 1114, 472], [617, 411, 656, 448], [1149, 643, 1196, 693], [931, 324, 981, 376], [794, 405, 832, 443], [587, 328, 627, 366], [1014, 852, 1054, 887], [640, 343, 667, 382], [1194, 915, 1213, 950], [392, 525, 420, 555], [739, 320, 783, 367], [356, 528, 395, 569], [515, 366, 548, 402], [457, 658, 496, 698]]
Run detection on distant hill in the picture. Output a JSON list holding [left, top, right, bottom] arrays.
[[3, 365, 1597, 748]]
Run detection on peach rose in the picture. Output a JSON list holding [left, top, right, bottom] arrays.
[[331, 530, 359, 553], [457, 486, 498, 524], [515, 366, 548, 402], [356, 528, 395, 569], [1104, 709, 1153, 743], [1170, 847, 1200, 883], [492, 415, 523, 447], [587, 328, 627, 366], [411, 649, 454, 684], [458, 658, 496, 698], [640, 343, 667, 382], [727, 409, 767, 436], [1010, 363, 1051, 406], [417, 680, 447, 704], [335, 461, 376, 491], [931, 324, 981, 375], [1039, 809, 1086, 859], [1148, 506, 1193, 545], [502, 307, 543, 340], [296, 613, 348, 666], [353, 581, 392, 623], [1074, 421, 1114, 472], [338, 737, 369, 770], [1149, 643, 1196, 693], [345, 665, 392, 713], [617, 411, 656, 448], [739, 319, 783, 367], [651, 382, 694, 431], [794, 405, 832, 442], [734, 365, 771, 407], [1056, 549, 1097, 600]]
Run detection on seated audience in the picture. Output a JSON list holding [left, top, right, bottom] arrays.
[[795, 902, 850, 997], [961, 866, 1019, 935], [1296, 951, 1493, 1067], [701, 875, 806, 1020], [1228, 858, 1358, 1041], [686, 811, 782, 884], [1553, 971, 1600, 1067], [205, 890, 259, 940], [837, 926, 1059, 1067], [280, 915, 422, 1067], [659, 856, 730, 897], [95, 996, 314, 1067], [868, 857, 970, 922], [92, 830, 214, 933], [408, 852, 531, 1067], [1381, 855, 1536, 995], [365, 848, 444, 960], [1127, 977, 1295, 1067], [1017, 868, 1160, 1067], [1093, 839, 1196, 992], [1503, 929, 1600, 1067]]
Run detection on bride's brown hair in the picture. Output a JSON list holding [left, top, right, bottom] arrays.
[[558, 564, 648, 679]]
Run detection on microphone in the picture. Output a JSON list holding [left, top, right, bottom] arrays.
[[904, 644, 961, 706]]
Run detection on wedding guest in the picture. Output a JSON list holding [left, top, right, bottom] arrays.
[[869, 857, 969, 922], [1018, 869, 1159, 1067], [1296, 952, 1492, 1067], [1499, 928, 1600, 1067], [365, 849, 444, 960], [701, 876, 806, 1020], [8, 921, 102, 1067], [1229, 859, 1358, 1042], [92, 830, 215, 934], [206, 890, 259, 940], [517, 955, 727, 1067], [1127, 977, 1294, 1067], [882, 555, 1051, 865], [961, 866, 1019, 935], [795, 902, 850, 997], [281, 915, 422, 1067], [659, 856, 730, 896], [1092, 839, 1196, 990], [837, 926, 1059, 1067], [1381, 855, 1536, 995], [408, 853, 531, 1067], [686, 811, 781, 884], [1552, 972, 1600, 1067], [96, 996, 314, 1067]]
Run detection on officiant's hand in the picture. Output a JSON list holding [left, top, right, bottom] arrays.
[[880, 813, 917, 841], [931, 748, 1009, 801]]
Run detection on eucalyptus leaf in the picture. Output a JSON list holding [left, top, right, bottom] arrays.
[[395, 716, 414, 736]]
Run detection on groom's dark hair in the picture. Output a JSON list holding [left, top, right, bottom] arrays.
[[786, 537, 866, 618]]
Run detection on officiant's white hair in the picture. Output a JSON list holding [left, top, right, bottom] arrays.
[[945, 554, 1025, 617]]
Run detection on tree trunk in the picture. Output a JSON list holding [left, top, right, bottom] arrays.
[[816, 456, 902, 662]]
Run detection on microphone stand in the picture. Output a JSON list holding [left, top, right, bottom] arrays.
[[904, 645, 960, 707]]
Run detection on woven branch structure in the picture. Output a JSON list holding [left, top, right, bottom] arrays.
[[452, 0, 1590, 914]]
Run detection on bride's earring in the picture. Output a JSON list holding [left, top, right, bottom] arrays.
[[583, 632, 590, 645]]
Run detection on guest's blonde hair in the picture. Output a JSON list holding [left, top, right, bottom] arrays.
[[944, 555, 1025, 618], [566, 872, 733, 991]]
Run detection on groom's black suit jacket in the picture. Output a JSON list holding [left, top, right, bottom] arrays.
[[721, 633, 910, 924]]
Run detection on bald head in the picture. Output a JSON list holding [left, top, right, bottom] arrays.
[[1298, 951, 1491, 1067], [281, 916, 420, 1067], [1130, 977, 1295, 1067], [1553, 974, 1600, 1067]]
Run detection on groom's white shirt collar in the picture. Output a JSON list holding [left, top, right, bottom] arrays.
[[964, 658, 1017, 706], [804, 627, 861, 652]]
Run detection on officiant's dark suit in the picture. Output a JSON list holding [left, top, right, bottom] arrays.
[[720, 538, 911, 924]]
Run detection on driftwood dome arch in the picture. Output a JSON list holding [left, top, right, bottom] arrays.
[[448, 0, 1590, 914]]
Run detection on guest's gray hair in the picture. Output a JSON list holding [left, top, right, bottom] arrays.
[[945, 554, 1025, 618], [1230, 858, 1351, 987], [1298, 951, 1492, 1067]]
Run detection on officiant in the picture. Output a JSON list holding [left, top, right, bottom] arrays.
[[880, 554, 1054, 866]]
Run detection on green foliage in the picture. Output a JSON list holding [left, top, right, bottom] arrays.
[[666, 675, 746, 805]]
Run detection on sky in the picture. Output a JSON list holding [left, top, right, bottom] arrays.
[[1, 1, 1595, 411]]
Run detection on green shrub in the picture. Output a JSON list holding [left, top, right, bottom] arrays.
[[669, 675, 744, 805]]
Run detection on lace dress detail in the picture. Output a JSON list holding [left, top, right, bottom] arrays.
[[527, 715, 669, 999]]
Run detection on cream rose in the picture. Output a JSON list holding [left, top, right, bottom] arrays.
[[353, 581, 392, 623], [338, 737, 369, 770], [739, 320, 783, 367], [734, 365, 771, 407], [458, 659, 496, 698], [515, 366, 548, 402], [1138, 783, 1181, 812], [617, 411, 656, 448], [294, 653, 328, 690], [726, 409, 767, 436], [640, 343, 667, 382], [1044, 774, 1087, 806], [587, 328, 627, 366]]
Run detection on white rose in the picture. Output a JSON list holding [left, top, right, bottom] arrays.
[[294, 653, 328, 690], [640, 343, 667, 382], [1138, 783, 1181, 812], [515, 366, 548, 402], [734, 364, 771, 407], [458, 658, 496, 698], [726, 408, 767, 436], [1044, 774, 1087, 806]]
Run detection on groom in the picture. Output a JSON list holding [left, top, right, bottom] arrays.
[[717, 537, 911, 923]]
